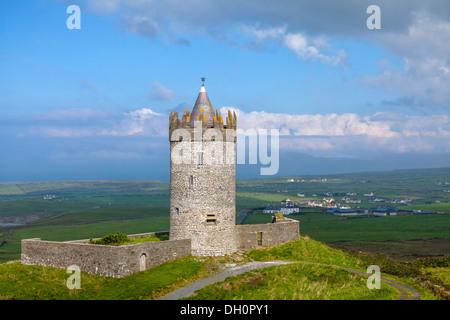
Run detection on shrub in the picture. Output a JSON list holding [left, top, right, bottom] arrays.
[[413, 257, 450, 268], [89, 232, 129, 245]]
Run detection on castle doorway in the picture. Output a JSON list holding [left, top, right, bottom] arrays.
[[139, 253, 147, 271]]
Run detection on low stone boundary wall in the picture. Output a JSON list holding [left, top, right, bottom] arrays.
[[21, 232, 190, 278], [21, 221, 300, 277], [235, 218, 300, 250], [66, 231, 170, 244]]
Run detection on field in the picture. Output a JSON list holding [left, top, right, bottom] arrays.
[[0, 237, 441, 300], [0, 167, 449, 265], [238, 167, 450, 261], [0, 167, 449, 301], [0, 256, 205, 300]]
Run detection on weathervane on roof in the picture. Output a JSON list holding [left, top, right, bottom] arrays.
[[201, 77, 206, 86]]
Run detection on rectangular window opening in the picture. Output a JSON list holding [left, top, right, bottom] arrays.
[[197, 152, 204, 165], [206, 213, 216, 223], [257, 232, 263, 246]]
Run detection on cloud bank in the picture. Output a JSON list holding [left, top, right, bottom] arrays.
[[2, 105, 448, 182], [227, 108, 450, 157], [11, 106, 449, 158]]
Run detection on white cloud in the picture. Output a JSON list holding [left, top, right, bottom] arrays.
[[224, 107, 450, 156], [18, 105, 450, 158], [8, 105, 449, 179], [226, 108, 400, 138], [25, 107, 167, 138], [363, 13, 450, 110], [83, 1, 450, 39], [237, 25, 347, 66], [284, 33, 323, 62], [101, 108, 166, 136], [237, 25, 286, 41], [82, 1, 449, 110], [128, 108, 163, 120]]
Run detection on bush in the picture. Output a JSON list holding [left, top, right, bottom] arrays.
[[413, 257, 450, 268], [89, 232, 129, 245]]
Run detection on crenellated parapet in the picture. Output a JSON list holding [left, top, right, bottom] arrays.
[[169, 108, 237, 141]]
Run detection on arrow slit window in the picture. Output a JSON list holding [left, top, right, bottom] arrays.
[[206, 213, 216, 224]]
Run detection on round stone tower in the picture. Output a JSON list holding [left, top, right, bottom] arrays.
[[168, 82, 237, 256]]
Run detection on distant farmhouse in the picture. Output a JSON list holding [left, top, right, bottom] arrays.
[[22, 81, 300, 277], [341, 196, 361, 204], [370, 205, 398, 216], [308, 200, 323, 207], [263, 205, 300, 215], [264, 198, 300, 215], [326, 205, 400, 216], [326, 207, 358, 216]]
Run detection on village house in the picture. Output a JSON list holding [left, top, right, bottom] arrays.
[[308, 200, 323, 207], [263, 205, 300, 215], [341, 196, 361, 204], [370, 205, 398, 216]]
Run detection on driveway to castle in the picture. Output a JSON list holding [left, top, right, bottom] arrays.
[[157, 260, 420, 300]]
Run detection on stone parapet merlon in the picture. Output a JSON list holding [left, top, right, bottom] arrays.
[[169, 108, 237, 141]]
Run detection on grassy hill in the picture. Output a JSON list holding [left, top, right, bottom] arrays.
[[0, 236, 446, 300], [0, 167, 448, 299], [184, 263, 397, 300], [1, 167, 449, 264]]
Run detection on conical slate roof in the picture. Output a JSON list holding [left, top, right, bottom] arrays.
[[189, 84, 215, 127]]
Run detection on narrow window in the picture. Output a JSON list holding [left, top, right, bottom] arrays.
[[206, 213, 216, 224], [189, 175, 195, 187], [257, 232, 263, 246], [197, 152, 204, 165], [174, 207, 179, 216]]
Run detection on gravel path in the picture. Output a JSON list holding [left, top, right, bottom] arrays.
[[157, 260, 420, 300]]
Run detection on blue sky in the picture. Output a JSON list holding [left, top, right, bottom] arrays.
[[0, 0, 449, 182]]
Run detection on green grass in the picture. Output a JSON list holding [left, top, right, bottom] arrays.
[[0, 235, 443, 300], [125, 234, 169, 244], [0, 198, 95, 218], [245, 237, 363, 269], [0, 256, 204, 300], [242, 212, 342, 225], [90, 232, 169, 245], [0, 169, 448, 299], [237, 192, 304, 202], [0, 237, 400, 300], [185, 263, 397, 300], [296, 214, 450, 243], [236, 167, 450, 213], [36, 206, 169, 225], [11, 217, 170, 242], [0, 217, 170, 264], [408, 202, 450, 213], [0, 184, 25, 195], [423, 267, 450, 286], [244, 212, 450, 244]]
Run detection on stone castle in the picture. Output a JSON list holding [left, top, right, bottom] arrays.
[[21, 82, 299, 277], [169, 83, 238, 256]]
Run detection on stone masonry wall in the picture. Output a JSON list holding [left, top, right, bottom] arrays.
[[21, 233, 191, 278], [169, 113, 238, 256], [235, 218, 300, 250]]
